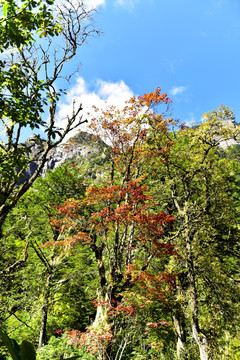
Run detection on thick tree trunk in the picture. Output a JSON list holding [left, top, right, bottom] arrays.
[[92, 291, 112, 360], [92, 292, 109, 328]]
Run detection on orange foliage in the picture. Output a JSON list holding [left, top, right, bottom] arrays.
[[48, 88, 177, 344], [125, 265, 177, 302], [138, 87, 172, 107], [67, 327, 113, 356]]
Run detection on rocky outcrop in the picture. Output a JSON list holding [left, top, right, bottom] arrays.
[[22, 132, 108, 181]]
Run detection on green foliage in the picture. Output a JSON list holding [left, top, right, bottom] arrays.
[[0, 163, 98, 347], [0, 97, 240, 360], [0, 0, 99, 235], [0, 328, 87, 360], [37, 335, 94, 360], [0, 0, 60, 185], [218, 144, 240, 161], [0, 0, 60, 49], [0, 328, 36, 360], [143, 106, 240, 357]]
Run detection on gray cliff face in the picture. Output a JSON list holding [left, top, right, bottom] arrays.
[[22, 132, 107, 181], [43, 135, 102, 172]]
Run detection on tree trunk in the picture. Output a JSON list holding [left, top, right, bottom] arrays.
[[91, 239, 112, 360], [192, 321, 209, 360], [172, 313, 188, 359], [0, 205, 10, 237], [38, 273, 52, 348], [184, 212, 210, 360], [187, 250, 209, 360], [92, 291, 111, 360]]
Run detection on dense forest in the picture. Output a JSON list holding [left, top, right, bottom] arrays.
[[1, 93, 240, 360], [0, 0, 240, 359]]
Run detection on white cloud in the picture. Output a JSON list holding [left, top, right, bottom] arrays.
[[85, 0, 105, 9], [96, 79, 134, 103], [114, 0, 140, 11], [170, 86, 187, 96], [56, 77, 134, 139], [55, 0, 105, 11]]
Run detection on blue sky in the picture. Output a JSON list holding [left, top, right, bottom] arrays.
[[52, 0, 240, 135]]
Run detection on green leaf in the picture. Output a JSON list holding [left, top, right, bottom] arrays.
[[2, 1, 8, 16], [20, 340, 36, 360], [0, 328, 20, 360]]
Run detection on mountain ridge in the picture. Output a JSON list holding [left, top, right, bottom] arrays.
[[22, 131, 108, 182]]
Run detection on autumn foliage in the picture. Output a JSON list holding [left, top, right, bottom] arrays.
[[45, 88, 178, 358], [2, 85, 239, 360]]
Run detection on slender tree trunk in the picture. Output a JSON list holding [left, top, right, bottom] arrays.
[[186, 248, 209, 360], [0, 205, 10, 237], [38, 273, 52, 348], [184, 209, 209, 360], [192, 321, 209, 360], [173, 271, 189, 360], [91, 239, 111, 360], [172, 313, 188, 359], [171, 193, 210, 359]]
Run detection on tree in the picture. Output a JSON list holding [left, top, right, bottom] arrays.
[[0, 0, 100, 232], [144, 106, 240, 359], [51, 89, 176, 359]]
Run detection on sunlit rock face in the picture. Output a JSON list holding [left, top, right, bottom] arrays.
[[219, 137, 239, 149], [21, 132, 107, 182], [43, 133, 103, 172], [214, 117, 239, 149]]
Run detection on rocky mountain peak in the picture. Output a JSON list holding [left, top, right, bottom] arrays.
[[22, 131, 108, 181]]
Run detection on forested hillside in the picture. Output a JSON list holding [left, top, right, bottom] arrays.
[[0, 0, 240, 359], [1, 89, 240, 360]]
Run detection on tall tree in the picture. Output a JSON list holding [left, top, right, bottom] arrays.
[[51, 89, 176, 359], [145, 105, 240, 359], [0, 0, 100, 232]]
